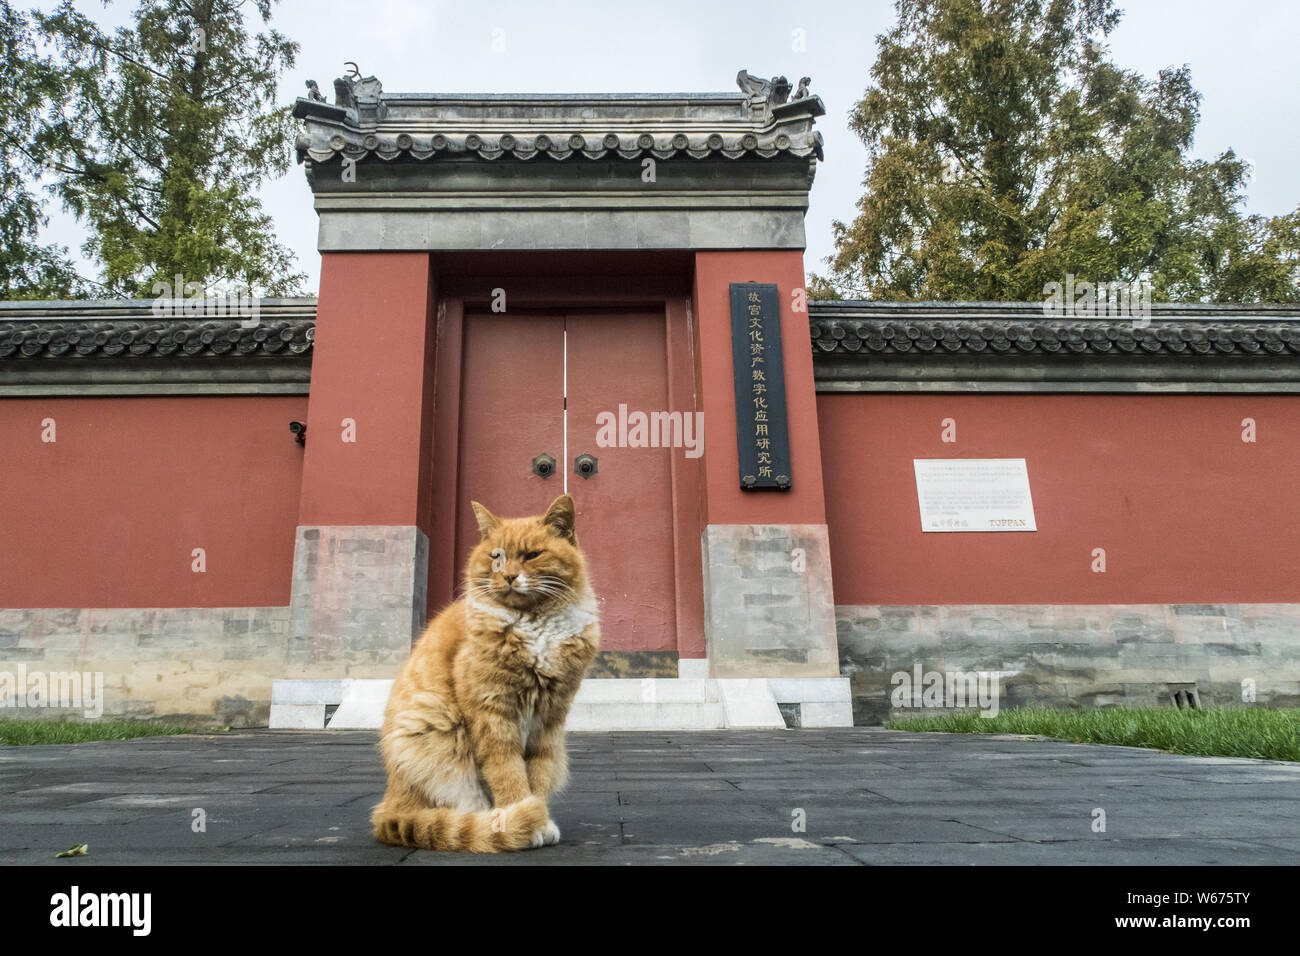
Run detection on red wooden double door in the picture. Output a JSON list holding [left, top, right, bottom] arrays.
[[452, 308, 681, 653]]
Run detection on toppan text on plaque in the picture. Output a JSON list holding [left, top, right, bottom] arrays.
[[729, 282, 792, 490], [913, 458, 1037, 532]]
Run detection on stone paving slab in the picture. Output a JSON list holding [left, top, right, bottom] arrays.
[[0, 728, 1296, 865]]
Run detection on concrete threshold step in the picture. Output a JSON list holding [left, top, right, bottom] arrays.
[[269, 676, 852, 730]]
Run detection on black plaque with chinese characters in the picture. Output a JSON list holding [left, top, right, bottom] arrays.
[[729, 282, 792, 490]]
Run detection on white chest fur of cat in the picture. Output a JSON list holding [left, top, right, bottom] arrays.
[[468, 593, 599, 673]]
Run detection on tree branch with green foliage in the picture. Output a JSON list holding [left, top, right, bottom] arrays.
[[0, 0, 90, 298], [811, 0, 1299, 303], [32, 0, 305, 298]]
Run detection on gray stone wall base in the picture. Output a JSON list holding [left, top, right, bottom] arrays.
[[701, 524, 840, 678], [837, 603, 1300, 725], [288, 525, 428, 670], [0, 606, 292, 726]]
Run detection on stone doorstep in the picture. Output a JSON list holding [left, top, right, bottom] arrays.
[[268, 676, 853, 731]]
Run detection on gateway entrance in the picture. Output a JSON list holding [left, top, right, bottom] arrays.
[[273, 75, 852, 728], [451, 308, 677, 653]]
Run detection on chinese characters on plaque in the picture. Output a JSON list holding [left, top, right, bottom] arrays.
[[729, 282, 792, 490], [913, 459, 1038, 532]]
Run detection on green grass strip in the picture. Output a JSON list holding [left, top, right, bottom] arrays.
[[0, 720, 195, 746], [887, 706, 1300, 761]]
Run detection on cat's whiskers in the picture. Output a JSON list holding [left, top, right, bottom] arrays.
[[529, 582, 574, 599], [461, 580, 502, 603], [533, 575, 576, 595]]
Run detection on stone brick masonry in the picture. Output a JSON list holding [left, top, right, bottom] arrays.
[[701, 524, 840, 678], [288, 525, 428, 670], [838, 603, 1300, 724], [0, 606, 297, 725], [6, 598, 1299, 726]]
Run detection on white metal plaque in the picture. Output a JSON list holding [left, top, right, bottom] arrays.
[[913, 459, 1037, 532]]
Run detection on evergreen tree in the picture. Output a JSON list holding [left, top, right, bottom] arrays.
[[0, 0, 86, 297], [814, 0, 1299, 303], [35, 0, 304, 297]]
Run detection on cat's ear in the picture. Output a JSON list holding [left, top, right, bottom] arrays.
[[543, 494, 576, 543], [470, 501, 501, 538]]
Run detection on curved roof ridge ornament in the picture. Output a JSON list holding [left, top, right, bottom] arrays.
[[331, 64, 385, 119], [736, 69, 792, 105]]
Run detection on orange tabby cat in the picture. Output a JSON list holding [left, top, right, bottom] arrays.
[[371, 494, 600, 852]]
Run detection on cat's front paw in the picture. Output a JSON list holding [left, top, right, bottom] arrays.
[[529, 819, 560, 847]]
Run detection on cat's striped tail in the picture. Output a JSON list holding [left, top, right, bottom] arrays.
[[371, 795, 550, 853]]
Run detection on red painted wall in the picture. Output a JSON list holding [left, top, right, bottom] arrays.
[[693, 251, 828, 526], [819, 393, 1300, 605], [0, 396, 306, 608], [297, 252, 435, 529]]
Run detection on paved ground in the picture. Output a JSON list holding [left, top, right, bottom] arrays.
[[1, 728, 1297, 865]]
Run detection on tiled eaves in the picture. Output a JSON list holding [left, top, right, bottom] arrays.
[[291, 92, 827, 165], [6, 299, 1300, 365], [0, 300, 316, 360], [809, 302, 1300, 358], [294, 127, 825, 164]]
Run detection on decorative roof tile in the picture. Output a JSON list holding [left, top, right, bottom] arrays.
[[809, 302, 1300, 358], [292, 71, 826, 168], [7, 299, 1300, 397], [0, 307, 315, 361]]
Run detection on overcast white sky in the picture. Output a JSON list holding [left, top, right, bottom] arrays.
[[29, 0, 1300, 295]]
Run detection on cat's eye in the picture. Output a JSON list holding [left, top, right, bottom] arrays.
[[522, 550, 543, 561]]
